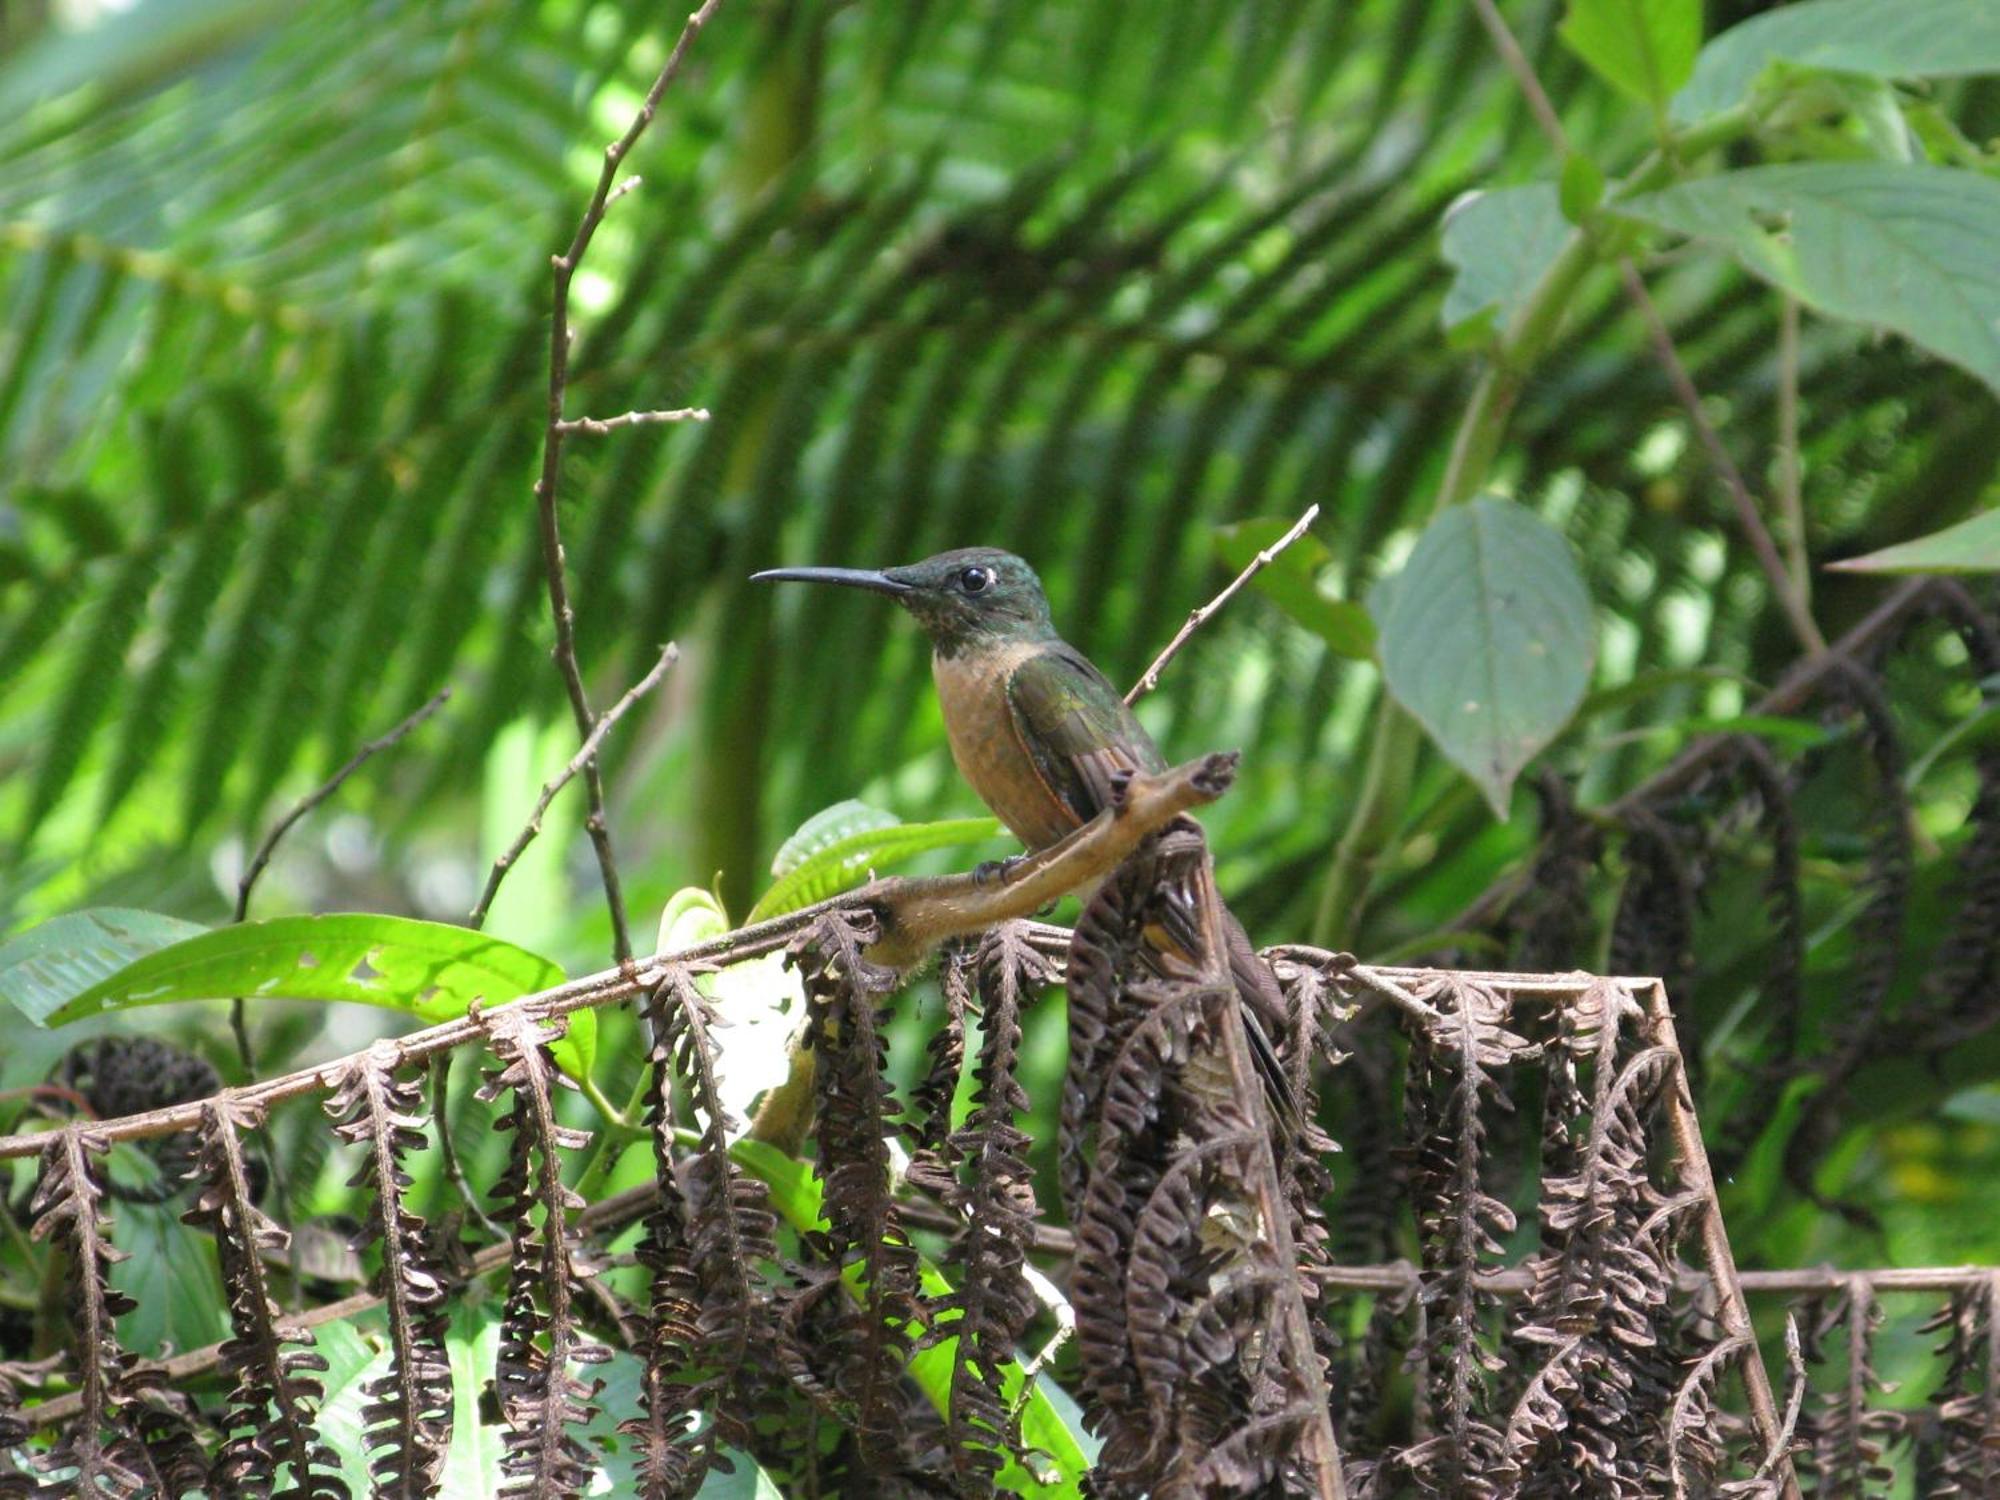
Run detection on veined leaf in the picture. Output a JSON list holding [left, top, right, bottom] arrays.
[[1619, 163, 2000, 397], [769, 799, 902, 878], [1829, 508, 2000, 575], [1559, 0, 1701, 110], [746, 816, 1005, 923], [1370, 498, 1595, 817], [0, 907, 207, 1025], [731, 1136, 1090, 1495], [1439, 184, 1573, 337], [1214, 518, 1376, 660], [1673, 0, 2000, 124], [34, 913, 589, 1077]]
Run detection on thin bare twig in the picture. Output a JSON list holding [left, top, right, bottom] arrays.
[[468, 643, 678, 929], [227, 688, 453, 1076], [533, 0, 724, 963], [555, 407, 710, 435], [1468, 0, 1827, 658], [1777, 293, 1809, 603], [1126, 502, 1321, 704]]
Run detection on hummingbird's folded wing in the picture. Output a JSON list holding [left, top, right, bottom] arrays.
[[1002, 643, 1169, 827]]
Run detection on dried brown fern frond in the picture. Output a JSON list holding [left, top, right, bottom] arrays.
[[322, 1043, 452, 1497], [182, 1099, 348, 1498], [789, 906, 923, 1473], [1506, 772, 1604, 972], [1918, 1275, 1999, 1499], [906, 940, 975, 1189], [477, 1007, 610, 1499], [26, 1127, 148, 1497], [1398, 978, 1530, 1499], [48, 1039, 222, 1207], [1795, 1281, 1903, 1496], [927, 923, 1047, 1495], [624, 963, 781, 1497]]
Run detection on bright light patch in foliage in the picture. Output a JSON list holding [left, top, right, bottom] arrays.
[[1371, 498, 1595, 817]]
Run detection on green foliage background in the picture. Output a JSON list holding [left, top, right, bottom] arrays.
[[5, 0, 2000, 1473]]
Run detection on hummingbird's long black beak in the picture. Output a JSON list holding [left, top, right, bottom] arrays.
[[751, 566, 913, 597]]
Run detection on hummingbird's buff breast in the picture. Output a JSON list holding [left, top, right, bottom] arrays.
[[932, 643, 1079, 851]]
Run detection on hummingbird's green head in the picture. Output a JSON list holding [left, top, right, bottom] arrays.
[[753, 547, 1055, 655]]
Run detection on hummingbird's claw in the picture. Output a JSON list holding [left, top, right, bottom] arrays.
[[972, 854, 1027, 887]]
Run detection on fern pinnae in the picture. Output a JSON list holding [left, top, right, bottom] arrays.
[[789, 907, 922, 1470], [322, 1044, 451, 1498], [183, 1099, 348, 1499], [477, 1007, 609, 1500], [1920, 1274, 2000, 1498], [27, 1125, 151, 1498]]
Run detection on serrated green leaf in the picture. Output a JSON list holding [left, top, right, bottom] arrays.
[[1213, 518, 1375, 660], [36, 913, 589, 1077], [1370, 498, 1595, 817], [1439, 185, 1572, 335], [1560, 0, 1701, 109], [1829, 508, 2000, 575], [1673, 0, 2000, 124], [770, 799, 903, 878], [1619, 163, 2000, 397], [0, 907, 209, 1025], [746, 816, 1004, 923]]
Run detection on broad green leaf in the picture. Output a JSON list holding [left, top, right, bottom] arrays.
[[732, 1137, 1091, 1494], [1829, 508, 2000, 575], [1673, 0, 2000, 124], [746, 817, 1005, 923], [1619, 163, 2000, 397], [0, 907, 207, 1025], [297, 1318, 387, 1496], [770, 799, 902, 877], [1370, 498, 1596, 817], [106, 1158, 229, 1357], [1439, 185, 1573, 336], [1559, 0, 1701, 110], [38, 913, 591, 1078], [1214, 519, 1375, 660], [441, 1305, 505, 1494]]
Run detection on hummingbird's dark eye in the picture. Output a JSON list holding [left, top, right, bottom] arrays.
[[959, 565, 992, 595]]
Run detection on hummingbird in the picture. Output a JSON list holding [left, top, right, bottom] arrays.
[[753, 547, 1297, 1118]]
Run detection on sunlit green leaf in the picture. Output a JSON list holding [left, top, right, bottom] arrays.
[[1371, 498, 1595, 817], [1560, 0, 1701, 109], [1673, 0, 2000, 124], [1214, 519, 1375, 661], [1829, 508, 2000, 575], [1619, 163, 2000, 397], [36, 913, 590, 1078], [769, 799, 903, 878], [746, 817, 1005, 923]]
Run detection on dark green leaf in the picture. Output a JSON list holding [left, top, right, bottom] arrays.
[[0, 907, 208, 1026], [1619, 163, 2000, 396], [1370, 498, 1595, 817], [1213, 518, 1376, 660], [1829, 508, 2000, 574], [1673, 0, 2000, 124], [1559, 0, 1701, 109]]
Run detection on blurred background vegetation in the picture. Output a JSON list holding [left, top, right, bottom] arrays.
[[3, 0, 2000, 1448]]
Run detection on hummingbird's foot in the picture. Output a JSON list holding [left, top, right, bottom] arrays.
[[973, 854, 1028, 887]]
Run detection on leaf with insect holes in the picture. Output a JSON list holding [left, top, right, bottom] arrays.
[[0, 907, 207, 1025], [34, 913, 590, 1077], [1371, 498, 1595, 817], [1214, 518, 1375, 660]]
